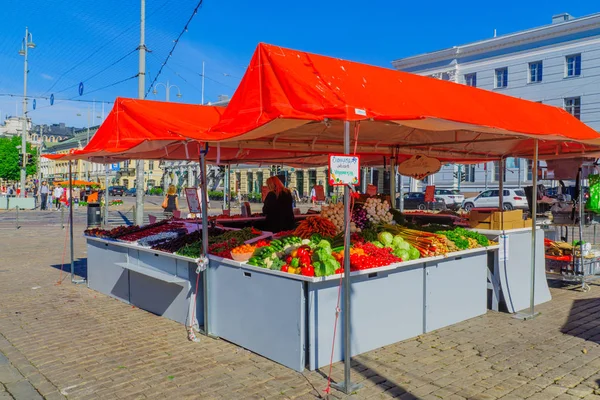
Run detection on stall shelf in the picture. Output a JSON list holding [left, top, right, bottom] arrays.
[[476, 227, 551, 313]]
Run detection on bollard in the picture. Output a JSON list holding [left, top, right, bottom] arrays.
[[61, 206, 65, 229], [15, 206, 19, 229]]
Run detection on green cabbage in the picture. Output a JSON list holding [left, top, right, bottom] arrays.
[[392, 235, 405, 248], [409, 247, 420, 260], [378, 232, 394, 246], [396, 241, 410, 251], [394, 248, 410, 260]]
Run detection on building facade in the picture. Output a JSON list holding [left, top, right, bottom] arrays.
[[392, 12, 600, 191]]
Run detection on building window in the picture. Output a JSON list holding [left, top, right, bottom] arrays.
[[493, 161, 507, 182], [464, 165, 476, 182], [564, 97, 581, 119], [464, 73, 477, 87], [565, 54, 581, 77], [529, 61, 543, 83], [495, 68, 508, 88], [148, 161, 154, 171]]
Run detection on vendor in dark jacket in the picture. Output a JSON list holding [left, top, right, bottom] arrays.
[[262, 176, 295, 233]]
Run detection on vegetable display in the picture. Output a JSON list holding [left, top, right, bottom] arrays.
[[321, 203, 360, 233], [294, 216, 337, 239], [364, 198, 393, 225]]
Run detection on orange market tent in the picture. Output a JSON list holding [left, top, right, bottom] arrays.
[[55, 180, 100, 187], [210, 43, 600, 161]]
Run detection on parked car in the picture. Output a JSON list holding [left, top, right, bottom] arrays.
[[461, 189, 528, 211], [108, 186, 126, 196], [124, 188, 137, 197], [402, 192, 446, 210], [432, 189, 464, 210]]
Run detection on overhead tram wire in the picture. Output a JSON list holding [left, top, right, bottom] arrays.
[[51, 48, 138, 96], [40, 0, 175, 97], [145, 0, 204, 99]]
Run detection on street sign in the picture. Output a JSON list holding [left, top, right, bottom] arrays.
[[50, 94, 54, 106], [110, 163, 120, 171], [79, 82, 84, 96], [32, 99, 36, 110]]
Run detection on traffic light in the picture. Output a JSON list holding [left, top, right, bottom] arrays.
[[27, 153, 33, 166], [18, 154, 23, 167]]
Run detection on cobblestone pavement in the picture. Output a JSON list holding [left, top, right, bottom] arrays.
[[2, 225, 600, 399]]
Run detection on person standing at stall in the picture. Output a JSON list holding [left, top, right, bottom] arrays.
[[262, 176, 295, 233], [162, 184, 179, 217], [40, 181, 49, 210]]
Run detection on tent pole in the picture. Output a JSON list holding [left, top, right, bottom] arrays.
[[499, 158, 504, 211], [69, 162, 85, 284], [516, 139, 539, 320], [104, 164, 109, 227], [199, 149, 215, 336], [399, 174, 404, 211], [390, 158, 396, 211], [578, 165, 585, 291], [332, 121, 361, 395]]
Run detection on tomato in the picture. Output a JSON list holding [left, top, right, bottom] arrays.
[[281, 265, 289, 272]]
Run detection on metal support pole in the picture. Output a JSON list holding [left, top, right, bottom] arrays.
[[61, 206, 64, 229], [104, 164, 110, 227], [332, 122, 361, 395], [515, 140, 539, 320], [199, 150, 215, 337], [579, 167, 585, 290], [134, 0, 146, 225], [398, 174, 404, 211], [69, 161, 75, 282], [484, 163, 489, 190], [499, 159, 504, 211], [15, 206, 19, 229], [390, 158, 396, 211]]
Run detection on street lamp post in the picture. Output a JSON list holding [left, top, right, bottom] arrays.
[[152, 80, 182, 102], [19, 27, 35, 198]]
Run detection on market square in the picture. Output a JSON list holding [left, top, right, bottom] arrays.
[[3, 2, 600, 399]]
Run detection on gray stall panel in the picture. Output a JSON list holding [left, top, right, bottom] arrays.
[[208, 261, 306, 372], [307, 265, 425, 370], [87, 241, 129, 302], [425, 253, 487, 332], [484, 229, 551, 313]]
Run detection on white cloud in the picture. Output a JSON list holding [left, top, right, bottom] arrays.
[[41, 73, 54, 81]]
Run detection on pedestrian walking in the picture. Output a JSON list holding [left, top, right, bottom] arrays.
[[40, 181, 49, 210], [53, 185, 64, 210]]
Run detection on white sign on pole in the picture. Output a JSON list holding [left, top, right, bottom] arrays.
[[329, 155, 360, 186]]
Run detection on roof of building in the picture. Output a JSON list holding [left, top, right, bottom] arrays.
[[43, 126, 100, 153], [392, 12, 600, 70]]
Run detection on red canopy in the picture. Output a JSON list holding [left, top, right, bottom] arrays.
[[210, 43, 600, 160], [45, 43, 600, 164]]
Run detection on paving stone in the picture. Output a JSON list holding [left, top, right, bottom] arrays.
[[0, 366, 23, 385], [568, 385, 595, 398], [5, 381, 42, 400]]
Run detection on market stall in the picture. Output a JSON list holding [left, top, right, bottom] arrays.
[[47, 43, 600, 391]]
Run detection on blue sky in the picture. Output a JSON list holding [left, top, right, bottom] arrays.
[[0, 1, 598, 128]]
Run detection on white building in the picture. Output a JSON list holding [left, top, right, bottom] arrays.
[[392, 12, 600, 191]]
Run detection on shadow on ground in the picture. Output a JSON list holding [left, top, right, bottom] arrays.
[[50, 258, 88, 280], [560, 295, 600, 344], [316, 357, 418, 398]]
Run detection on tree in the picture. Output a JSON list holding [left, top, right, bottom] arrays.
[[0, 136, 37, 181]]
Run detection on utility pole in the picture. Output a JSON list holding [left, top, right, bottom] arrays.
[[86, 105, 90, 181], [135, 0, 146, 225], [19, 27, 35, 198]]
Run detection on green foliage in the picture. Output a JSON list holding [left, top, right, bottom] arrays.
[[0, 136, 37, 181], [149, 187, 163, 195]]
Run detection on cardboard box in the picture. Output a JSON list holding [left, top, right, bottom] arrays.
[[491, 209, 523, 223]]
